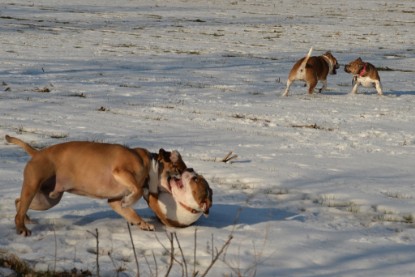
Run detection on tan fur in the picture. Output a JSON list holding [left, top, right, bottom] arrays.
[[5, 135, 186, 236], [282, 48, 339, 96], [344, 58, 383, 95]]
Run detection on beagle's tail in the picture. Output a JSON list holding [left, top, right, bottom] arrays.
[[301, 47, 313, 69], [5, 135, 38, 157], [294, 47, 313, 80]]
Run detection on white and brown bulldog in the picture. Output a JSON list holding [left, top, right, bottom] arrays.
[[5, 135, 186, 236], [144, 166, 212, 228], [344, 57, 383, 95], [282, 48, 339, 96]]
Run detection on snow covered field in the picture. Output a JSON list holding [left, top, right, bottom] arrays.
[[0, 0, 414, 276]]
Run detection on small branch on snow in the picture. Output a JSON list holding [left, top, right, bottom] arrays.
[[219, 151, 238, 163], [127, 222, 140, 277], [87, 228, 100, 277], [200, 234, 233, 277], [291, 123, 334, 131]]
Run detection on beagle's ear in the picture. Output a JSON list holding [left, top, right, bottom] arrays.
[[357, 57, 363, 62]]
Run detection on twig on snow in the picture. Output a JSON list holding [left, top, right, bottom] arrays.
[[87, 228, 100, 277], [200, 234, 233, 277], [220, 151, 238, 163], [127, 222, 140, 277]]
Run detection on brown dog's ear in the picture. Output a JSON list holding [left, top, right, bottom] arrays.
[[171, 150, 187, 172], [203, 187, 213, 216], [158, 148, 187, 172], [158, 148, 169, 161], [357, 57, 362, 62]]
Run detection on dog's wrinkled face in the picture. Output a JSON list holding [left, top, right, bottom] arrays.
[[324, 51, 340, 75], [169, 168, 212, 215], [157, 148, 187, 192], [344, 57, 364, 75]]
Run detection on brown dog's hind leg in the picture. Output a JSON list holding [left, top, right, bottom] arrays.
[[15, 198, 32, 225], [108, 199, 154, 231], [15, 176, 63, 226], [15, 161, 55, 236], [15, 178, 39, 236]]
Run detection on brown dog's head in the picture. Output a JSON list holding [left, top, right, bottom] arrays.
[[157, 148, 187, 192], [344, 57, 364, 75], [324, 51, 340, 75], [169, 168, 213, 216]]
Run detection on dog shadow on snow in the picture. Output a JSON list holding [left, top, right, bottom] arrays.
[[197, 204, 296, 228], [62, 203, 296, 229]]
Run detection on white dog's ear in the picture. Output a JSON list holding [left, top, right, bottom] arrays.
[[148, 159, 159, 194], [170, 150, 181, 163]]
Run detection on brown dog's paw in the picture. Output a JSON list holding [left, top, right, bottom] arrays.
[[138, 221, 155, 231], [17, 226, 32, 236]]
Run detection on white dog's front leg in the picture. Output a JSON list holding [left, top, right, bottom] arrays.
[[350, 81, 360, 94], [282, 80, 293, 96], [375, 80, 383, 95]]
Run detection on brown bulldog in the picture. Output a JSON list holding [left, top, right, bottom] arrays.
[[282, 48, 339, 96], [344, 57, 383, 95], [5, 135, 186, 236]]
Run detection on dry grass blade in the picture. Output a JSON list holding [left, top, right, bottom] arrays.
[[127, 223, 140, 277], [0, 249, 32, 275], [173, 232, 188, 277], [221, 151, 238, 163], [87, 228, 100, 277], [165, 232, 175, 277], [291, 123, 334, 131], [200, 235, 233, 277]]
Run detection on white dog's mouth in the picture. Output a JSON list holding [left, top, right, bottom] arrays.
[[168, 176, 183, 192]]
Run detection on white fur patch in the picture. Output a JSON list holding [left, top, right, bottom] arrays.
[[170, 150, 180, 163], [159, 193, 202, 225], [148, 159, 159, 194], [357, 76, 377, 87]]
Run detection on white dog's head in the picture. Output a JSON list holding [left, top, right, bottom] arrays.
[[168, 168, 212, 216]]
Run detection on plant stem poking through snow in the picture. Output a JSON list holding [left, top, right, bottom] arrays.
[[291, 123, 334, 131], [87, 228, 100, 277], [127, 223, 140, 277], [221, 151, 238, 163]]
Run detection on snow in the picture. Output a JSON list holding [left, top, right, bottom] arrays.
[[0, 0, 414, 276]]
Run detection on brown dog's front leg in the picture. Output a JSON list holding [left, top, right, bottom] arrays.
[[113, 169, 144, 208], [108, 199, 154, 231]]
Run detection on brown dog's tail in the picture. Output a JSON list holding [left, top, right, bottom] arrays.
[[5, 135, 38, 156]]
